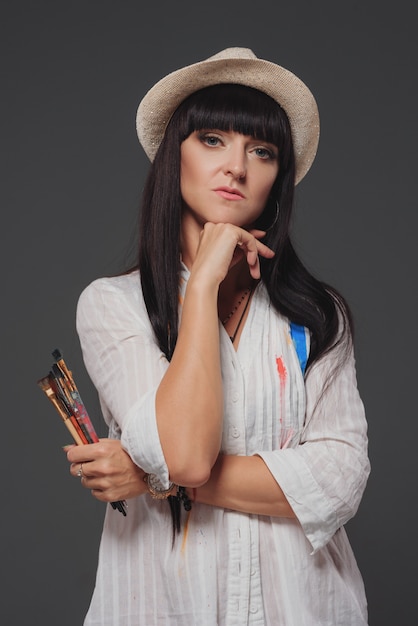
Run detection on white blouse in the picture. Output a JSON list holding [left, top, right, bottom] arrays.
[[77, 268, 370, 626]]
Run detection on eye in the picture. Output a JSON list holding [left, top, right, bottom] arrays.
[[198, 132, 222, 147], [254, 146, 276, 160]]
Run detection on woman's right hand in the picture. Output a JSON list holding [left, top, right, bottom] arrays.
[[190, 222, 275, 286], [156, 223, 274, 487]]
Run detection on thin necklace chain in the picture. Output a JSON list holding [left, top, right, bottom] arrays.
[[221, 288, 251, 325], [222, 287, 253, 343]]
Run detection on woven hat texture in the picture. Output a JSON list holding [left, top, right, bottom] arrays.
[[136, 47, 320, 184]]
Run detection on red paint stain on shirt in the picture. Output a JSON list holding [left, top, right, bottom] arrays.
[[276, 356, 287, 428], [276, 356, 287, 385]]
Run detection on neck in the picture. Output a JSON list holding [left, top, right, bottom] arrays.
[[218, 261, 256, 323], [179, 215, 257, 317], [220, 260, 253, 291]]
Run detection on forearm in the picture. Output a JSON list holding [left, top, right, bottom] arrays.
[[68, 442, 294, 518], [195, 454, 296, 518], [156, 278, 223, 486], [155, 225, 274, 486]]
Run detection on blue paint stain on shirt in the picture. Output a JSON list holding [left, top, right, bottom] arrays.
[[289, 322, 308, 375]]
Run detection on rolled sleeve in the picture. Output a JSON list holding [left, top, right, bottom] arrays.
[[121, 389, 170, 486], [258, 449, 340, 553], [258, 345, 370, 553], [76, 274, 170, 484]]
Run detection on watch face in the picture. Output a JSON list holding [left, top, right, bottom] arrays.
[[146, 474, 174, 498], [148, 474, 166, 491]]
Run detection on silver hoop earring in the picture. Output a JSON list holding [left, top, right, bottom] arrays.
[[265, 201, 280, 232]]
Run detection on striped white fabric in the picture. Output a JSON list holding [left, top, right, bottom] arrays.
[[77, 268, 370, 625]]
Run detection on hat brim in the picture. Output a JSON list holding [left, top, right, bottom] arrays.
[[136, 55, 319, 185]]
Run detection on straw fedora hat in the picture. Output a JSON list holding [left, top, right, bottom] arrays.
[[136, 47, 320, 185]]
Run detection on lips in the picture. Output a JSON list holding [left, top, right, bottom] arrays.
[[214, 186, 245, 200]]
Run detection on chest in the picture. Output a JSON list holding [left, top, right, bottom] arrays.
[[219, 303, 307, 455]]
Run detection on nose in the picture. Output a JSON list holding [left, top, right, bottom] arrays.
[[223, 145, 247, 180]]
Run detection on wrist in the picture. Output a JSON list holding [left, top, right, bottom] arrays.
[[143, 474, 176, 499], [143, 475, 196, 513]]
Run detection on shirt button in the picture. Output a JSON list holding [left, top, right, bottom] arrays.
[[249, 606, 258, 614], [231, 427, 240, 438], [232, 392, 239, 402]]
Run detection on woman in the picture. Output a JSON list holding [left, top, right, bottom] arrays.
[[67, 47, 370, 625]]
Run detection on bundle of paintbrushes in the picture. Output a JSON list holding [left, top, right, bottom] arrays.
[[38, 349, 127, 516]]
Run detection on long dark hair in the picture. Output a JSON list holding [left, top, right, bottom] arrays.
[[136, 83, 353, 534]]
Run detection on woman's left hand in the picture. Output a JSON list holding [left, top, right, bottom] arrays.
[[66, 439, 146, 502]]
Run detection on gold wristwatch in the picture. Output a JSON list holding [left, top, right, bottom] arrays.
[[144, 473, 175, 499]]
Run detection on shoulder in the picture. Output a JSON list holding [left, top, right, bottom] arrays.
[[78, 270, 141, 307], [76, 270, 151, 334]]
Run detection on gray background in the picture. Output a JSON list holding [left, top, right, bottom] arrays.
[[2, 1, 416, 624]]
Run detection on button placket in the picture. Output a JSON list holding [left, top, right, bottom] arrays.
[[226, 514, 252, 624]]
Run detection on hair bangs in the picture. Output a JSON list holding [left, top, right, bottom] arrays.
[[176, 84, 288, 148]]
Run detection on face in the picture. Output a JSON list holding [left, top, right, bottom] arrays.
[[180, 130, 279, 233]]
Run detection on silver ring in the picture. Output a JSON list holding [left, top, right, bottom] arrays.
[[76, 463, 83, 478]]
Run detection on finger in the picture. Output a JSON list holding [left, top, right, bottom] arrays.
[[247, 229, 276, 255], [253, 239, 275, 259], [84, 478, 111, 497], [66, 441, 100, 464], [80, 470, 100, 490], [238, 231, 275, 259], [236, 242, 260, 279], [235, 236, 272, 278], [70, 461, 84, 478], [90, 488, 107, 502], [247, 250, 261, 279], [248, 228, 268, 240], [70, 460, 93, 479]]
